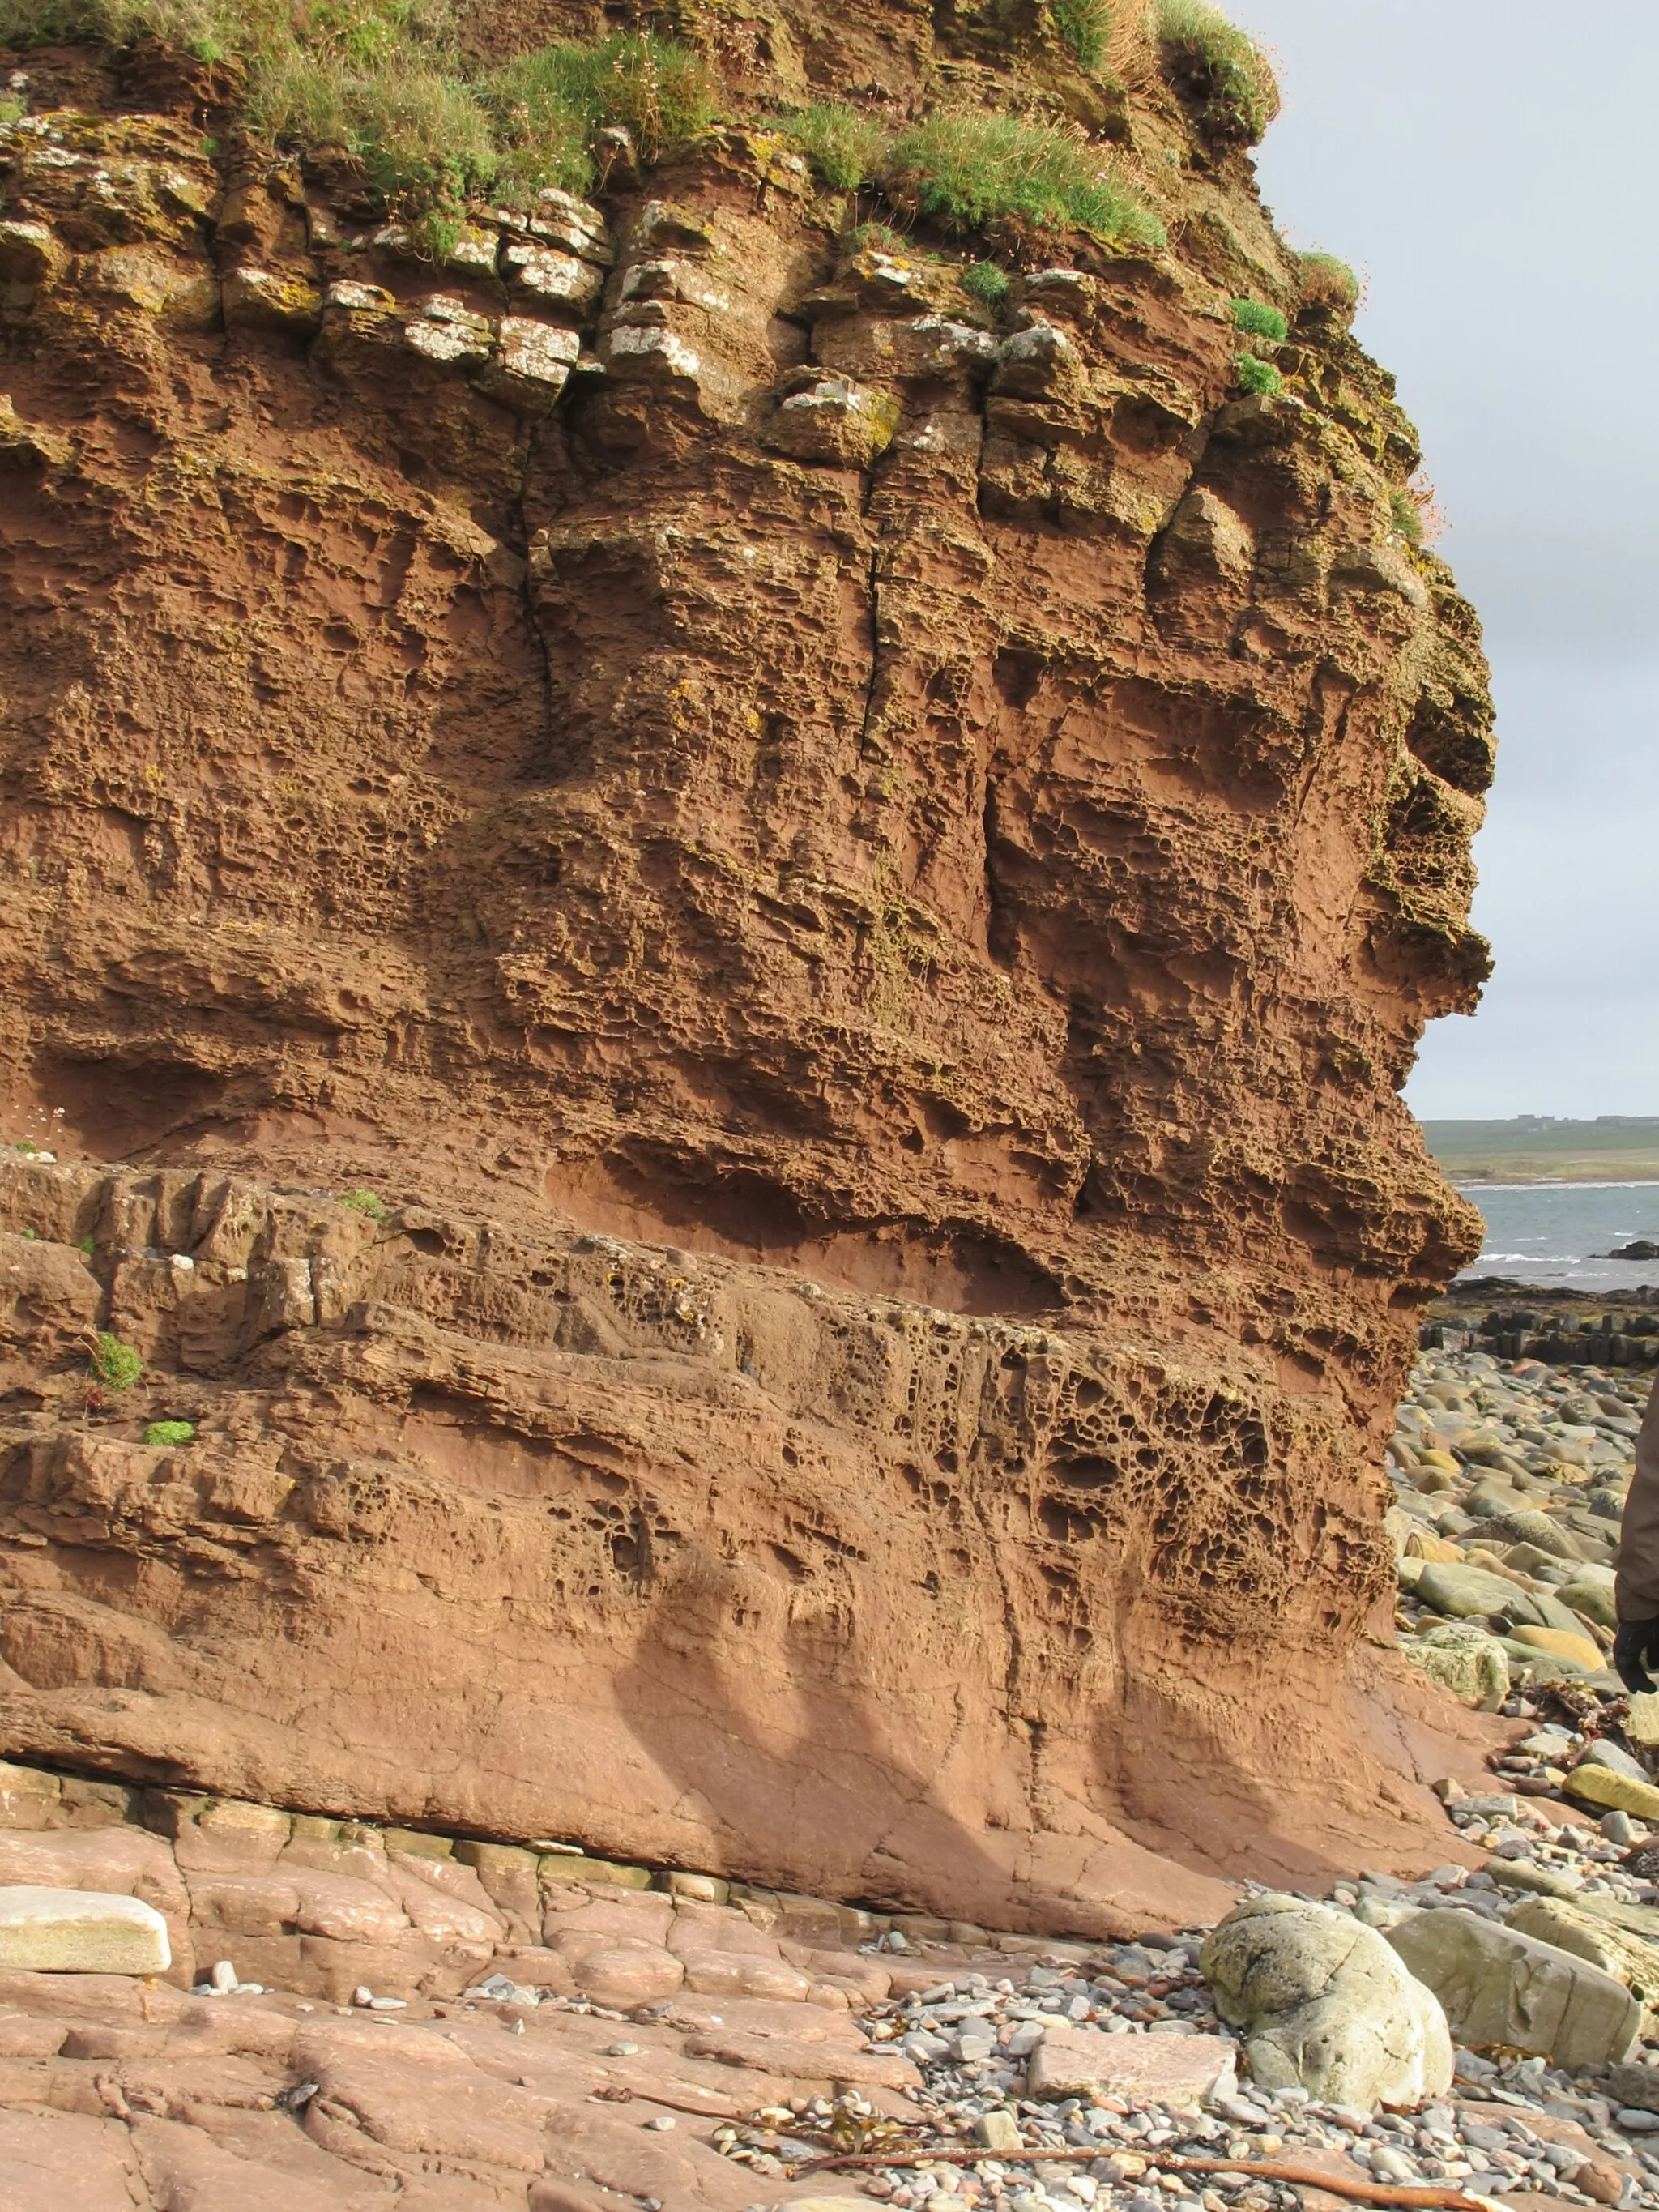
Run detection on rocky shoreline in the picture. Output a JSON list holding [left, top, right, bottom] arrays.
[[14, 1346, 1659, 2212], [8, 1712, 1659, 2210], [1388, 1345, 1642, 1704], [14, 1303, 1659, 2208]]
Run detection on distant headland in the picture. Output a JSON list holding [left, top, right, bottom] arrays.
[[1422, 1113, 1659, 1183]]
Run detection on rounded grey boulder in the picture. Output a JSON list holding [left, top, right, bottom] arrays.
[[1200, 1892, 1452, 2111]]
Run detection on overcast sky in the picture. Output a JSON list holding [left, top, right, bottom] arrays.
[[1235, 0, 1658, 1120]]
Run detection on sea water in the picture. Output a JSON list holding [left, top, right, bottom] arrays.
[[1454, 1181, 1659, 1292]]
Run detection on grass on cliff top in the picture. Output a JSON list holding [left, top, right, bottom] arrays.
[[2, 0, 1158, 254], [1152, 0, 1279, 145], [884, 108, 1165, 248], [0, 0, 717, 221]]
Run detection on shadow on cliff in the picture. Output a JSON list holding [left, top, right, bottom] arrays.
[[608, 1586, 1038, 1931], [1095, 1642, 1491, 1893], [605, 1554, 1257, 1937], [609, 1564, 1485, 1931]]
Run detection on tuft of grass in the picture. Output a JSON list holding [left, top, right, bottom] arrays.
[[773, 100, 888, 194], [884, 107, 1165, 248], [143, 1418, 196, 1445], [250, 49, 499, 230], [1296, 249, 1360, 314], [340, 1186, 387, 1219], [78, 1234, 96, 1254], [847, 220, 905, 255], [1388, 485, 1421, 546], [0, 92, 25, 124], [1153, 0, 1278, 146], [960, 258, 1011, 306], [1053, 0, 1111, 70], [1390, 473, 1444, 548], [488, 30, 716, 197], [1235, 351, 1281, 396], [1230, 295, 1285, 341], [90, 1330, 143, 1393]]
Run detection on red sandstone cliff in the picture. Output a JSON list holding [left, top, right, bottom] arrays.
[[0, 2, 1501, 1934]]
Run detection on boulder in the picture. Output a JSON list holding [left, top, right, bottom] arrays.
[[1386, 1908, 1641, 2071], [1490, 1509, 1584, 1561], [1400, 1622, 1509, 1704], [0, 1886, 170, 1975], [1580, 1742, 1648, 1783], [1561, 1578, 1619, 1630], [1563, 1766, 1659, 1824], [1512, 1625, 1604, 1672], [1199, 1894, 1452, 2111], [1507, 1897, 1659, 2005], [1415, 1562, 1539, 1621], [1603, 2064, 1659, 2116]]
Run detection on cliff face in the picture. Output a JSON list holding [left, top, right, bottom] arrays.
[[0, 4, 1500, 1932]]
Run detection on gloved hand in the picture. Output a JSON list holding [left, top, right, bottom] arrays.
[[1614, 1618, 1659, 1695]]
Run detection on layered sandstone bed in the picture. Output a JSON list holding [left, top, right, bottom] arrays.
[[0, 4, 1501, 1929]]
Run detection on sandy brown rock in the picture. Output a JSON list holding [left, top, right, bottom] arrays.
[[0, 3, 1503, 1937]]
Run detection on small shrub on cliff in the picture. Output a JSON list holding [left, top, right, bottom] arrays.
[[1388, 484, 1422, 546], [90, 1331, 143, 1394], [1296, 249, 1360, 314], [1235, 351, 1281, 396], [1153, 0, 1279, 146], [1230, 295, 1286, 341], [1389, 473, 1445, 549], [847, 220, 905, 254], [143, 1419, 196, 1446], [775, 100, 889, 194], [1053, 0, 1111, 70], [340, 1186, 386, 1219], [960, 258, 1011, 306], [883, 108, 1164, 248]]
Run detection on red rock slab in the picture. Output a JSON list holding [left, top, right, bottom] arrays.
[[659, 1997, 869, 2043], [305, 2043, 553, 2172], [682, 2027, 921, 2092], [0, 2010, 68, 2057], [130, 2110, 388, 2211], [1026, 2024, 1238, 2104], [0, 2106, 149, 2212], [538, 2102, 764, 2210]]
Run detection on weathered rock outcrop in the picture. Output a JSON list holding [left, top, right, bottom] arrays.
[[0, 4, 1500, 1929]]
